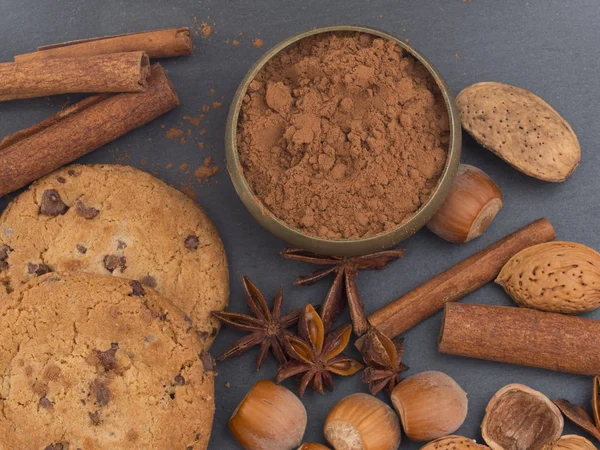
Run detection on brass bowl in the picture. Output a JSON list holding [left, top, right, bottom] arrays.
[[226, 25, 461, 256]]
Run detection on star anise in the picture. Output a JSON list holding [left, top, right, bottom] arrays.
[[359, 327, 409, 395], [212, 276, 301, 371], [281, 248, 405, 336], [555, 376, 600, 441], [276, 304, 364, 397]]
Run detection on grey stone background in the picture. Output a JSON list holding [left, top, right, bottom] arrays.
[[1, 0, 599, 448]]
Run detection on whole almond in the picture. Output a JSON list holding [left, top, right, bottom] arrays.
[[420, 435, 490, 449], [496, 241, 600, 314], [457, 82, 580, 182]]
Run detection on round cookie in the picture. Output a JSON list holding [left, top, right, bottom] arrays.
[[0, 164, 228, 351], [0, 272, 215, 449]]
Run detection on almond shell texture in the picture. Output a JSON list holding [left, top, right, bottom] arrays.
[[542, 435, 597, 450], [420, 435, 490, 449], [457, 82, 580, 182], [496, 241, 600, 314]]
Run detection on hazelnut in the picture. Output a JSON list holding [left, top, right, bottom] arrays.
[[427, 164, 502, 244], [324, 393, 401, 450], [390, 371, 468, 442], [229, 380, 307, 450], [481, 383, 563, 450]]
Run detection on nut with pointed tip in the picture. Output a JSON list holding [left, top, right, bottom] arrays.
[[229, 380, 307, 450], [324, 393, 401, 450], [543, 435, 597, 450], [427, 164, 502, 244], [420, 435, 490, 449], [298, 444, 331, 450], [481, 384, 563, 450], [390, 371, 468, 442]]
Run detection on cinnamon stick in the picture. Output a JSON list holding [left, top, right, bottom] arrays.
[[439, 303, 600, 376], [366, 218, 556, 338], [0, 63, 178, 197], [14, 28, 192, 62], [0, 52, 150, 101]]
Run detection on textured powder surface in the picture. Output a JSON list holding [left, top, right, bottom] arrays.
[[0, 273, 214, 449], [0, 164, 229, 351], [237, 32, 449, 239]]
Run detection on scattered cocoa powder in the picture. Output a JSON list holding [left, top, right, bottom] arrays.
[[183, 115, 204, 126], [237, 32, 449, 239], [194, 157, 219, 182], [166, 127, 184, 139], [201, 22, 212, 38]]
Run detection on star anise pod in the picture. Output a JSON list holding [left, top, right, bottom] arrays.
[[555, 376, 600, 441], [212, 276, 301, 371], [276, 304, 364, 397], [359, 327, 409, 395], [281, 248, 405, 336]]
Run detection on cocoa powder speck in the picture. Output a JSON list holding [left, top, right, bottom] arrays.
[[237, 32, 449, 239]]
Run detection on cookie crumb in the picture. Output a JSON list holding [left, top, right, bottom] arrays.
[[252, 38, 264, 48]]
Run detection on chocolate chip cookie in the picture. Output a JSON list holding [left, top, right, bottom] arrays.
[[0, 272, 215, 449], [0, 164, 228, 350]]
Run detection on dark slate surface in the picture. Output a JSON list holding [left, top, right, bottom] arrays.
[[1, 0, 599, 448]]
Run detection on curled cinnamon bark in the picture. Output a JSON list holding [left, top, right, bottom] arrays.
[[0, 63, 179, 197], [365, 218, 555, 338], [439, 303, 600, 376], [14, 27, 192, 62], [0, 52, 150, 101]]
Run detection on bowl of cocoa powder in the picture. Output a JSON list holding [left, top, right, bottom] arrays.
[[226, 26, 461, 256]]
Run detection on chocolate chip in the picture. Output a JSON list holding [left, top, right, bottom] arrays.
[[186, 447, 193, 450], [103, 255, 126, 273], [67, 169, 76, 176], [44, 444, 69, 450], [0, 245, 11, 270], [174, 374, 186, 385], [130, 280, 145, 297], [89, 411, 101, 426], [28, 263, 52, 276], [0, 245, 10, 261], [39, 397, 53, 409], [196, 330, 209, 340], [76, 244, 87, 254], [40, 190, 69, 216], [75, 201, 99, 219], [140, 275, 156, 289], [159, 313, 168, 321], [117, 240, 127, 250], [96, 343, 119, 372], [169, 392, 176, 399], [184, 235, 199, 251], [93, 380, 110, 406], [200, 353, 216, 372], [56, 176, 66, 184], [183, 314, 193, 324]]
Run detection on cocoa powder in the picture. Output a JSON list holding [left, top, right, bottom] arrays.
[[237, 32, 449, 239]]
